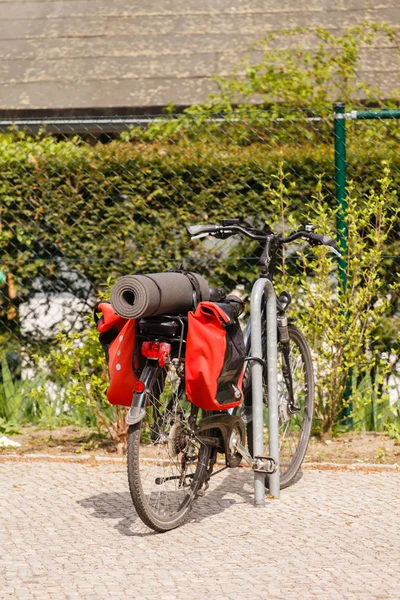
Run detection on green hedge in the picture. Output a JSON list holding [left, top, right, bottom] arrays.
[[1, 127, 399, 347]]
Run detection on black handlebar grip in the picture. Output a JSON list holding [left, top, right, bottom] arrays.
[[310, 233, 336, 247]]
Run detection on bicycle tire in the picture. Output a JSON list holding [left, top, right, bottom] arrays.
[[245, 324, 314, 489], [127, 364, 210, 532]]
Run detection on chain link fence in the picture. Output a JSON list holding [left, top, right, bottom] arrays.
[[335, 106, 400, 432], [0, 109, 399, 432]]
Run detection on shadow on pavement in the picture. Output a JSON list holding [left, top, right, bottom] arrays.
[[191, 468, 254, 523], [78, 469, 253, 536], [78, 492, 157, 538], [78, 468, 303, 536], [191, 467, 303, 523]]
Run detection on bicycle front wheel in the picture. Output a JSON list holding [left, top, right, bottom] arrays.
[[127, 363, 210, 532], [245, 324, 314, 489]]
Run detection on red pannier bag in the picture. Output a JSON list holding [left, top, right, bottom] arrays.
[[185, 297, 245, 411], [94, 302, 139, 407]]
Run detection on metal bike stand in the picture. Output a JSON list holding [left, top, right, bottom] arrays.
[[250, 278, 280, 505]]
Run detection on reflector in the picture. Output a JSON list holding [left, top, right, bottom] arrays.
[[134, 381, 145, 393], [141, 341, 171, 367], [141, 341, 160, 359]]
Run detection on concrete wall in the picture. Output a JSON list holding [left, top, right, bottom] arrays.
[[1, 0, 400, 112]]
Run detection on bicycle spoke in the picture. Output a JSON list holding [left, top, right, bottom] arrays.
[[276, 333, 309, 475], [134, 366, 202, 518]]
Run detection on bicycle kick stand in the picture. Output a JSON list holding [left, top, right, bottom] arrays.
[[250, 278, 280, 505]]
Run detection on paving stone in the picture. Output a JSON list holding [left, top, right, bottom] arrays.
[[0, 461, 399, 599]]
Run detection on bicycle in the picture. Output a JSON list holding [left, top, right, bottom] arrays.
[[125, 219, 340, 532]]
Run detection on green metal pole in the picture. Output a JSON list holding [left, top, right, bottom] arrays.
[[333, 102, 352, 426], [353, 109, 400, 120], [333, 102, 348, 292]]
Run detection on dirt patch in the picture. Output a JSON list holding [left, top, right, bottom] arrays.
[[1, 427, 399, 465], [0, 425, 117, 456], [305, 431, 400, 465]]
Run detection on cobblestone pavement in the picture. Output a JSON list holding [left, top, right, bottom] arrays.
[[0, 460, 399, 600]]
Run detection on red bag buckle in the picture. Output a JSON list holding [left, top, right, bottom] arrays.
[[141, 341, 171, 367]]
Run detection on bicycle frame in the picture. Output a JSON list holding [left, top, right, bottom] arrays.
[[120, 221, 338, 530]]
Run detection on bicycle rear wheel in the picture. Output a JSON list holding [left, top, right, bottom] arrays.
[[127, 363, 210, 532], [245, 324, 314, 489]]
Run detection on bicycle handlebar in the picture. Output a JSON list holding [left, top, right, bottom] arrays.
[[186, 223, 267, 241], [186, 223, 338, 249]]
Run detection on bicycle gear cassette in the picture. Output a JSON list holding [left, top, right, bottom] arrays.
[[167, 422, 187, 456]]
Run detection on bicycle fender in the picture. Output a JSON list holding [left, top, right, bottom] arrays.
[[125, 362, 158, 425]]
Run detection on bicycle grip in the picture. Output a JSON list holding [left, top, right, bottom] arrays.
[[186, 224, 219, 236], [309, 233, 336, 247]]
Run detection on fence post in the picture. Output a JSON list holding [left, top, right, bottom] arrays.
[[250, 277, 279, 505], [333, 102, 352, 426], [333, 102, 348, 292]]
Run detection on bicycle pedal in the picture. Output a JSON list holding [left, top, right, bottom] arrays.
[[253, 456, 277, 474]]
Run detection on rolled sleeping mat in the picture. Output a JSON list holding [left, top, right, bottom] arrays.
[[110, 272, 210, 319]]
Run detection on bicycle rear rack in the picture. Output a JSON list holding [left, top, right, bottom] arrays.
[[250, 278, 280, 504]]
